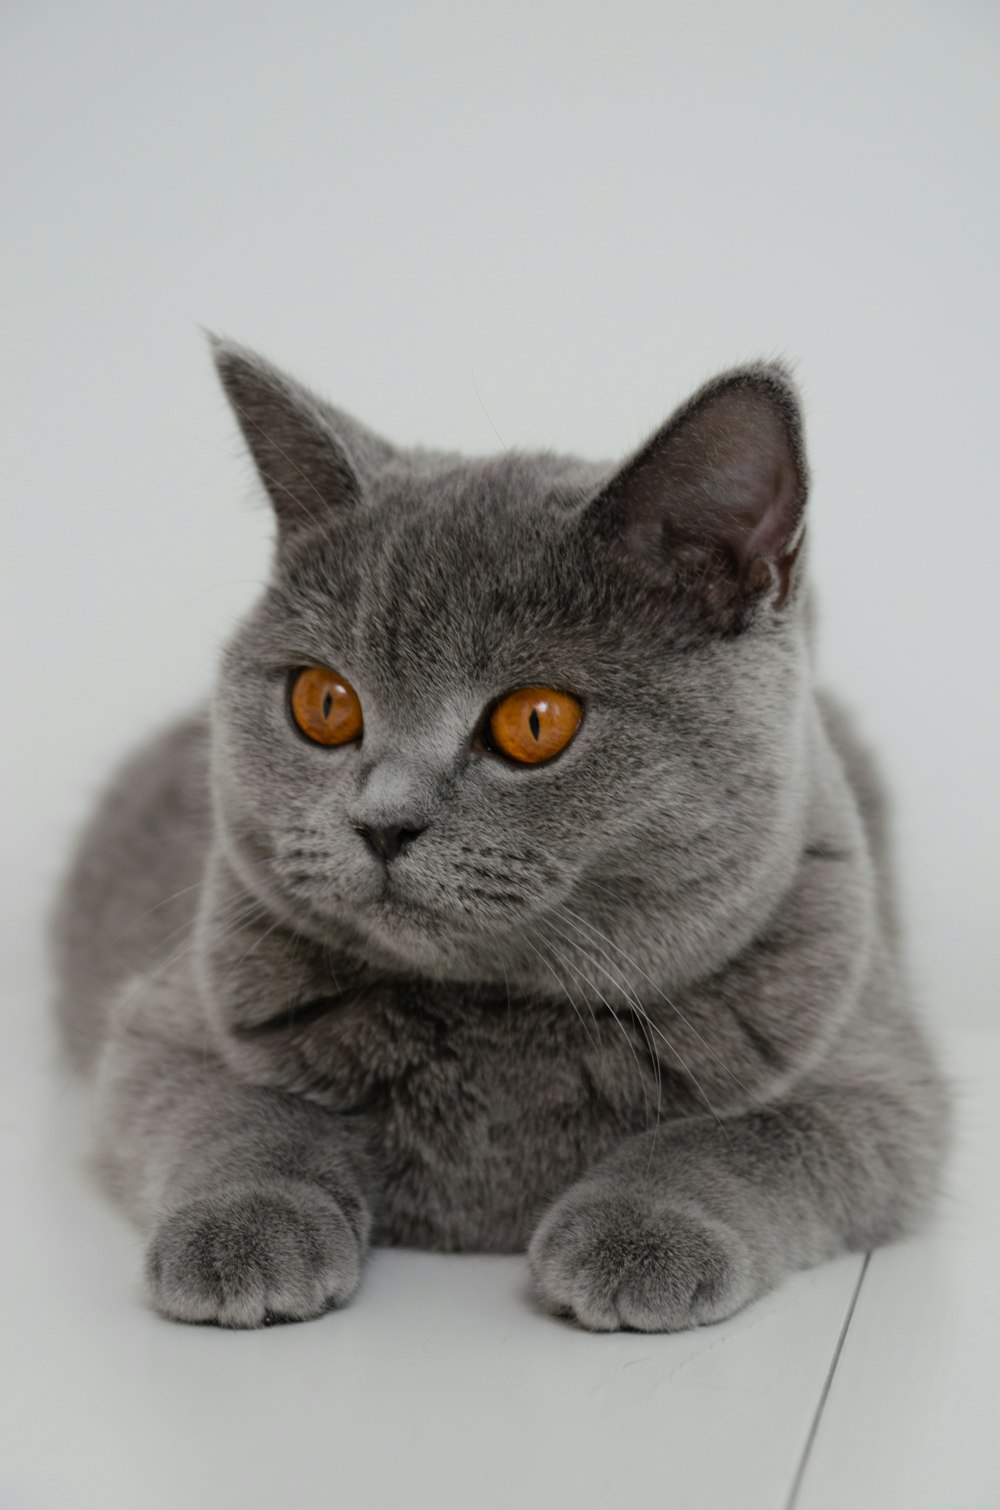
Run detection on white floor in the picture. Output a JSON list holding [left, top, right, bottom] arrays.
[[1, 1016, 996, 1510]]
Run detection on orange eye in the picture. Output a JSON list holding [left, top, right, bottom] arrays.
[[488, 686, 583, 765], [290, 667, 363, 746]]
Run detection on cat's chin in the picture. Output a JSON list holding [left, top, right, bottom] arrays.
[[368, 889, 452, 930], [352, 916, 473, 975], [343, 886, 516, 976]]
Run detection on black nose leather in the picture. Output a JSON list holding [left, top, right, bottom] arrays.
[[356, 823, 427, 864]]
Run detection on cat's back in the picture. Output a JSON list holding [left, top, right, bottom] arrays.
[[51, 707, 213, 1067]]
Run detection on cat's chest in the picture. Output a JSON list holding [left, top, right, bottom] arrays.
[[265, 987, 659, 1251]]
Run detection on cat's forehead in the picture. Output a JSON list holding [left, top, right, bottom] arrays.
[[372, 448, 601, 516], [272, 450, 617, 691]]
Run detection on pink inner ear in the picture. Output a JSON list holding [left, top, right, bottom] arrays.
[[743, 456, 802, 565], [590, 365, 808, 626], [659, 382, 806, 572]]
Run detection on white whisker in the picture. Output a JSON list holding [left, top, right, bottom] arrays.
[[522, 926, 602, 1051], [560, 893, 776, 1114], [531, 919, 656, 1131], [547, 905, 735, 1157]]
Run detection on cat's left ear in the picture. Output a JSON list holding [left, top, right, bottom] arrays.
[[587, 364, 809, 632], [209, 335, 394, 538]]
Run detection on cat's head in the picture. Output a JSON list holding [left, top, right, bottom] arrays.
[[209, 339, 812, 991]]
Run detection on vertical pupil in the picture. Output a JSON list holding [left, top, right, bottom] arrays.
[[322, 690, 333, 720], [529, 708, 541, 740]]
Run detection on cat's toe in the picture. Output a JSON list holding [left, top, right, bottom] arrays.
[[528, 1187, 753, 1333], [145, 1181, 363, 1327]]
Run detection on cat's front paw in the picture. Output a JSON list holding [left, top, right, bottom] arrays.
[[528, 1185, 756, 1332], [145, 1182, 364, 1327]]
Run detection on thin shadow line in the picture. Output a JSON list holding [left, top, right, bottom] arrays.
[[784, 1251, 872, 1510]]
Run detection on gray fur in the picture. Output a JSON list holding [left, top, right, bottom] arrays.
[[51, 340, 950, 1329]]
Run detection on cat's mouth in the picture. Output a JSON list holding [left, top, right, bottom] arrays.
[[369, 876, 453, 927], [364, 873, 519, 944]]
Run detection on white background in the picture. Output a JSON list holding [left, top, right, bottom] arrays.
[[4, 0, 998, 1031], [3, 10, 998, 1507]]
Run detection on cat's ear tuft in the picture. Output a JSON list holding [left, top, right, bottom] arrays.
[[208, 334, 388, 537], [591, 364, 809, 632]]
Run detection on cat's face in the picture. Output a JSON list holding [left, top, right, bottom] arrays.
[[209, 342, 811, 988]]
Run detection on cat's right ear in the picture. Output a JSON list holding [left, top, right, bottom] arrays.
[[584, 363, 809, 634], [209, 335, 392, 537]]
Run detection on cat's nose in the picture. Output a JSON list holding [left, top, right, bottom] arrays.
[[354, 822, 428, 865]]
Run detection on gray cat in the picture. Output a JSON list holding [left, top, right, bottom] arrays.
[[51, 339, 950, 1329]]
